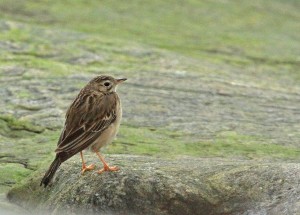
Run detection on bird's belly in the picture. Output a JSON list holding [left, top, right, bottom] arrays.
[[89, 102, 122, 152], [89, 121, 120, 151]]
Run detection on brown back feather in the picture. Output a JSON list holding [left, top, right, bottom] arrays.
[[55, 87, 119, 162]]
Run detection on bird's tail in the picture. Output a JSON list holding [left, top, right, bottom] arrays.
[[40, 156, 61, 187]]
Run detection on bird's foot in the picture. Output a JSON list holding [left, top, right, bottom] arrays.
[[81, 164, 95, 175], [97, 165, 119, 174]]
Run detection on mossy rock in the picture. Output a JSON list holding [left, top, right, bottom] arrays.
[[7, 155, 300, 215]]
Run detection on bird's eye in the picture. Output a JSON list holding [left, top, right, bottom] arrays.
[[104, 82, 110, 87]]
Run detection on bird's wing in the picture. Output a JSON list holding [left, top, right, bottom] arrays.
[[55, 92, 117, 161]]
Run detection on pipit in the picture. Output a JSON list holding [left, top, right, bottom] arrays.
[[40, 75, 126, 187]]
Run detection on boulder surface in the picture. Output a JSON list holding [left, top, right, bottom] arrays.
[[8, 155, 300, 215]]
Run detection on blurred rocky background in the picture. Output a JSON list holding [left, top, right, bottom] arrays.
[[0, 0, 299, 214]]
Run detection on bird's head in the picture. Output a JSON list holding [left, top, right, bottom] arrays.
[[89, 75, 127, 93]]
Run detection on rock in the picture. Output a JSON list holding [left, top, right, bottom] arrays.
[[7, 155, 300, 215], [0, 1, 299, 214]]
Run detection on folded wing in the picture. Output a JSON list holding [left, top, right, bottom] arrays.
[[55, 91, 117, 162]]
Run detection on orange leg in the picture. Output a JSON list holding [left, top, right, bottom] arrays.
[[80, 151, 95, 175], [95, 151, 119, 174]]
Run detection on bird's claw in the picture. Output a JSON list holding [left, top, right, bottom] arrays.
[[81, 163, 95, 175], [97, 166, 119, 174]]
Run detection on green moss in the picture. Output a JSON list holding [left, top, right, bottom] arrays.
[[0, 115, 45, 135], [106, 126, 300, 160], [0, 128, 59, 193], [0, 163, 31, 193], [0, 0, 298, 85], [0, 0, 299, 62], [15, 90, 31, 99]]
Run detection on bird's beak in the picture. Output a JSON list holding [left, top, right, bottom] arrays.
[[116, 78, 127, 84]]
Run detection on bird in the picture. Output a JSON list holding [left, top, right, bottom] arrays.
[[40, 75, 127, 187]]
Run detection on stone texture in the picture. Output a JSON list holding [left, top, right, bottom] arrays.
[[7, 155, 300, 215], [0, 2, 299, 213]]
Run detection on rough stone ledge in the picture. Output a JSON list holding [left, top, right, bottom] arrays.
[[7, 155, 300, 215]]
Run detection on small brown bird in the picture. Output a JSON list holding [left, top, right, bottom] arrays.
[[40, 75, 126, 187]]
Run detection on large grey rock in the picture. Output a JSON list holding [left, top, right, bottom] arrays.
[[7, 155, 300, 215]]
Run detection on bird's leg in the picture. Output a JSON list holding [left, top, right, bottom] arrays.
[[95, 151, 119, 174], [80, 151, 95, 175]]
